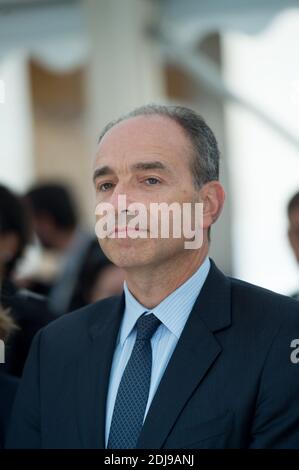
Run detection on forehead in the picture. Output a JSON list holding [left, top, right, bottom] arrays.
[[95, 115, 193, 167]]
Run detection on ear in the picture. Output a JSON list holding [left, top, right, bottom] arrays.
[[200, 181, 225, 230], [288, 227, 297, 251]]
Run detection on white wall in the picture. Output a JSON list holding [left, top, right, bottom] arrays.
[[0, 52, 34, 192], [223, 8, 299, 294]]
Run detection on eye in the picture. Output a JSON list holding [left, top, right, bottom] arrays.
[[144, 177, 161, 185], [97, 182, 114, 192]]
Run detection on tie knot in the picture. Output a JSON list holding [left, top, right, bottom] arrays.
[[135, 313, 161, 341]]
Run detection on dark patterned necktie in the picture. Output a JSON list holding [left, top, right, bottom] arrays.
[[107, 313, 161, 449]]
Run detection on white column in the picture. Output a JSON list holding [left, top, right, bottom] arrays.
[[0, 52, 34, 192], [84, 0, 165, 143]]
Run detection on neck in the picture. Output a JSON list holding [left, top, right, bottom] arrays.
[[124, 243, 209, 309]]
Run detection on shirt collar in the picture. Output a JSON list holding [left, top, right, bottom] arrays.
[[120, 257, 210, 346]]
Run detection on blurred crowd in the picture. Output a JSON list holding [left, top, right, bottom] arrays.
[[0, 181, 125, 447]]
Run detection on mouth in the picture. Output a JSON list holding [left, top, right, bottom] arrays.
[[109, 226, 148, 237]]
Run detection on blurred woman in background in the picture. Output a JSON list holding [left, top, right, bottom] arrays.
[[69, 238, 125, 310], [0, 184, 54, 377]]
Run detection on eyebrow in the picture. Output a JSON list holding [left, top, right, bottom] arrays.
[[93, 161, 170, 184], [93, 166, 114, 184], [131, 161, 168, 171]]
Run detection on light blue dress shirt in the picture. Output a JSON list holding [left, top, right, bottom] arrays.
[[105, 256, 211, 446]]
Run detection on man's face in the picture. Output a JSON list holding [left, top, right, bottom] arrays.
[[288, 207, 299, 263], [93, 115, 202, 269]]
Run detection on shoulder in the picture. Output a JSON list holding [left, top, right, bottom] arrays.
[[230, 275, 299, 310], [208, 260, 299, 328], [44, 294, 122, 334], [37, 295, 123, 356], [229, 276, 299, 335]]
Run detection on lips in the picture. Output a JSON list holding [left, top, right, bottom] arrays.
[[109, 226, 147, 236]]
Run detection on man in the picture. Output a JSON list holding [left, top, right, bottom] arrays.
[[25, 183, 93, 315], [287, 191, 299, 299], [6, 104, 299, 449]]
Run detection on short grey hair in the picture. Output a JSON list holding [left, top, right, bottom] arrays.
[[98, 104, 220, 189]]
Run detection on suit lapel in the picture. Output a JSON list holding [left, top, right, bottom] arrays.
[[76, 294, 125, 449], [137, 260, 232, 449]]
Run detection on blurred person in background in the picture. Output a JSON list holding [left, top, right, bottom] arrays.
[[25, 183, 94, 315], [0, 307, 18, 448], [287, 191, 299, 299], [0, 185, 30, 283], [70, 238, 125, 310], [0, 184, 54, 377]]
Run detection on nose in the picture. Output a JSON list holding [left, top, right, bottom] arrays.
[[108, 182, 134, 213]]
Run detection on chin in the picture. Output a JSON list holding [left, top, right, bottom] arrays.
[[100, 238, 151, 265], [106, 248, 156, 269], [111, 253, 152, 269]]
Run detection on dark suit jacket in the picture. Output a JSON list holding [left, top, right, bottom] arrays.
[[0, 372, 19, 448], [1, 279, 55, 377], [5, 260, 299, 449]]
